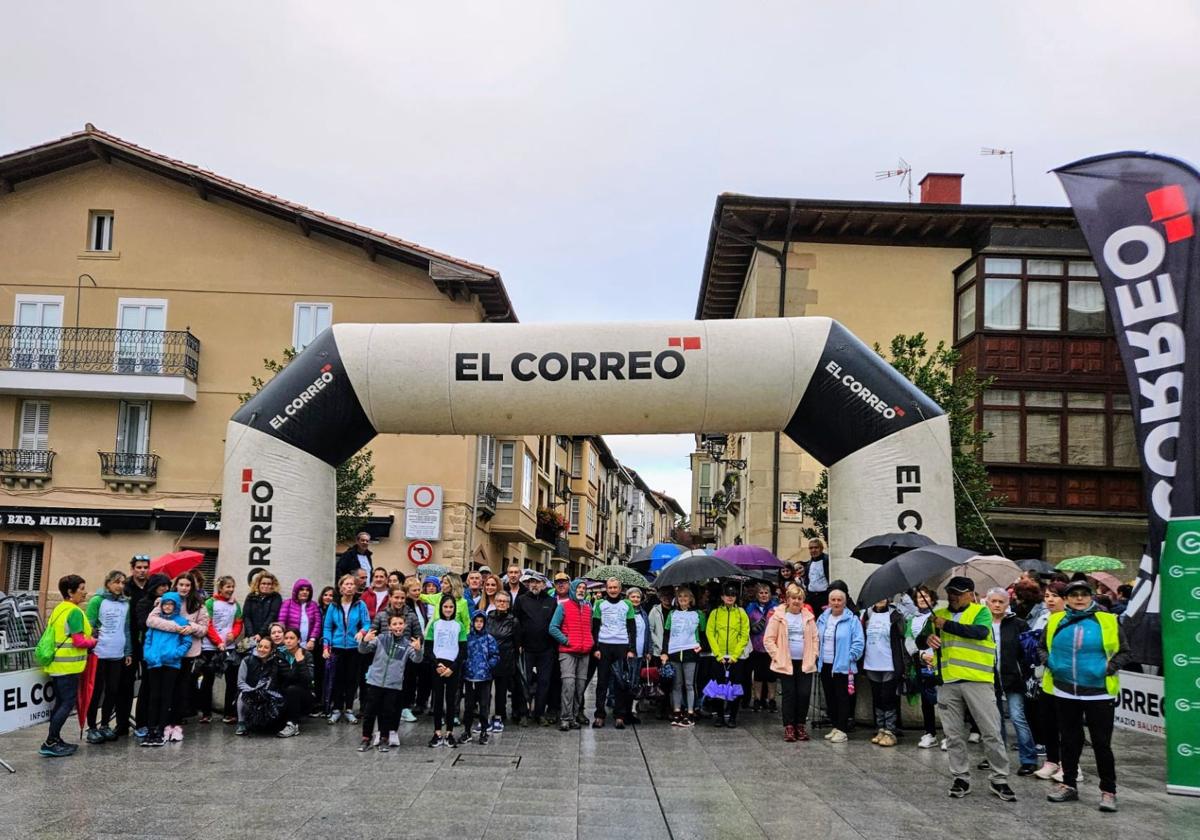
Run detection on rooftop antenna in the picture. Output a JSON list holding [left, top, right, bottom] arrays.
[[875, 157, 913, 202], [981, 147, 1016, 205]]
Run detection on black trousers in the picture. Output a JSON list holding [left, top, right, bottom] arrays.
[[1033, 691, 1061, 764], [88, 658, 126, 729], [464, 679, 493, 733], [594, 643, 631, 719], [116, 649, 146, 731], [779, 665, 812, 728], [168, 658, 196, 726], [525, 648, 554, 719], [919, 674, 938, 736], [145, 667, 178, 734], [493, 666, 517, 721], [329, 648, 361, 711], [1056, 697, 1117, 793], [820, 665, 851, 731], [430, 664, 459, 732], [362, 685, 402, 739], [198, 651, 240, 717]]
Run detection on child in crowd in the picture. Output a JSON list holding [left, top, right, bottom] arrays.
[[199, 576, 243, 725], [357, 613, 423, 752], [461, 612, 500, 744], [141, 591, 195, 747], [426, 593, 467, 748], [162, 574, 208, 741], [85, 570, 132, 744]]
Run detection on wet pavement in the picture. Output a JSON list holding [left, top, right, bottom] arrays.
[[1, 704, 1197, 839]]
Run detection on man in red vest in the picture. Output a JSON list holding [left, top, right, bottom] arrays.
[[549, 578, 593, 732]]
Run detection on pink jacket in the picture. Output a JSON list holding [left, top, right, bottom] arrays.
[[146, 598, 209, 659], [763, 605, 817, 675]]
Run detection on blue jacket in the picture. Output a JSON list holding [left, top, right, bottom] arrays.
[[463, 627, 500, 682], [323, 598, 371, 650], [816, 609, 865, 674], [143, 592, 193, 669]]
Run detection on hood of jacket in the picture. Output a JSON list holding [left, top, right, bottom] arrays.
[[291, 578, 313, 601], [146, 573, 172, 593], [567, 578, 587, 604], [101, 588, 127, 603], [157, 591, 189, 626]]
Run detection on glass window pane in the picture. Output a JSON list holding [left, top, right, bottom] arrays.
[[1067, 392, 1105, 410], [1068, 281, 1107, 333], [1024, 391, 1062, 408], [1026, 413, 1061, 463], [1068, 261, 1099, 277], [983, 389, 1020, 406], [1112, 414, 1139, 467], [983, 278, 1021, 329], [956, 289, 976, 339], [982, 411, 1019, 462], [1028, 259, 1064, 276], [1112, 393, 1132, 411], [1026, 281, 1061, 330], [1067, 414, 1106, 465], [984, 257, 1022, 274], [955, 262, 976, 290]]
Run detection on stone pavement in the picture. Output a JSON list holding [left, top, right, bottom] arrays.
[[1, 708, 1197, 840]]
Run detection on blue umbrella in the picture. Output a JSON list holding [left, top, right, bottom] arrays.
[[629, 542, 686, 574]]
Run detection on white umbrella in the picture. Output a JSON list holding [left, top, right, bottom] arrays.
[[927, 555, 1022, 597]]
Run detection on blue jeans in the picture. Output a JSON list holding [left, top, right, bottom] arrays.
[[999, 690, 1038, 766], [48, 674, 78, 743]]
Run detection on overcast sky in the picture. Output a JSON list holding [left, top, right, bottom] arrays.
[[3, 2, 1198, 513]]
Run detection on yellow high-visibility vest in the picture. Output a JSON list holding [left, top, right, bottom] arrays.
[[1042, 610, 1120, 696], [44, 602, 92, 676], [933, 602, 995, 683]]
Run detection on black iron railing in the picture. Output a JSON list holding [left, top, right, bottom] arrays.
[[98, 451, 160, 478], [477, 481, 500, 518], [0, 449, 54, 474], [0, 326, 200, 380]]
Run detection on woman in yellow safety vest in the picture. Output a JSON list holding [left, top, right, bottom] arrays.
[[40, 575, 97, 758], [1039, 579, 1130, 813]]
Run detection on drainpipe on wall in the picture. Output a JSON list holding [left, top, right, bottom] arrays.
[[771, 204, 797, 558]]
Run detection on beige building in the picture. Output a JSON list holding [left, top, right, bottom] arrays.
[[690, 179, 1147, 577], [0, 125, 526, 607]]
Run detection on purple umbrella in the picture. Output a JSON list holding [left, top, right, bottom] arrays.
[[714, 544, 782, 571], [702, 667, 746, 701]]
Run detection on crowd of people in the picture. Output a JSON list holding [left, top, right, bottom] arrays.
[[35, 534, 1132, 813]]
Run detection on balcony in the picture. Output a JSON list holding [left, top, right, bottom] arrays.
[[0, 326, 201, 401], [0, 449, 55, 488], [477, 481, 500, 520], [489, 504, 537, 542], [99, 451, 159, 492]]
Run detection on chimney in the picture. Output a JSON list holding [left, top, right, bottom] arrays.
[[918, 173, 963, 204]]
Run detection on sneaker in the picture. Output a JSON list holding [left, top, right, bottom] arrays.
[[878, 731, 897, 747], [568, 720, 581, 730], [100, 726, 118, 742], [1047, 784, 1079, 803], [460, 730, 474, 743], [828, 729, 847, 743], [990, 782, 1017, 802], [428, 734, 441, 748], [575, 712, 588, 726], [356, 739, 372, 752], [918, 733, 938, 749], [235, 723, 248, 736], [682, 715, 695, 728], [795, 724, 810, 742], [280, 722, 300, 738], [559, 721, 571, 732], [400, 708, 417, 723], [491, 717, 504, 733], [940, 738, 949, 751], [871, 729, 883, 744], [725, 717, 738, 729], [142, 733, 166, 748], [1034, 761, 1060, 780], [478, 732, 489, 745], [614, 718, 626, 730], [784, 725, 797, 743], [134, 726, 150, 738], [344, 711, 358, 725], [472, 720, 483, 733], [377, 743, 390, 753], [171, 726, 185, 742], [1017, 764, 1038, 776], [221, 716, 236, 725], [454, 717, 463, 727], [541, 716, 554, 727], [445, 733, 458, 748], [85, 728, 106, 745], [39, 740, 74, 758], [1099, 792, 1118, 812], [823, 728, 836, 740], [670, 713, 684, 728], [388, 732, 400, 747], [327, 710, 342, 725], [1052, 766, 1084, 784], [198, 714, 212, 724], [712, 716, 726, 728], [592, 716, 605, 729], [968, 732, 981, 744], [371, 732, 380, 747], [948, 778, 971, 798], [308, 710, 325, 719]]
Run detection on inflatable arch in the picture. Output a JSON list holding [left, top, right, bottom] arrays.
[[218, 318, 956, 588]]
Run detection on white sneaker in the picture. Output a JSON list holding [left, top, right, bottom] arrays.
[[1051, 766, 1083, 784], [829, 729, 848, 743], [918, 733, 938, 749], [371, 731, 380, 747], [276, 722, 299, 738], [344, 711, 359, 725], [968, 732, 981, 744], [1034, 761, 1060, 780], [388, 732, 400, 747], [400, 708, 417, 723], [940, 738, 949, 751], [823, 729, 836, 741]]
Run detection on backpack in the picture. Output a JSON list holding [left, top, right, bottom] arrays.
[[34, 604, 74, 669]]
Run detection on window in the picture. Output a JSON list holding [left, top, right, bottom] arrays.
[[293, 303, 332, 351], [569, 497, 580, 534], [1025, 412, 1061, 463], [1067, 281, 1106, 333], [477, 436, 495, 490], [956, 289, 976, 339], [1027, 259, 1064, 276], [497, 442, 515, 502], [698, 462, 712, 505], [982, 411, 1019, 462], [983, 278, 1021, 329], [88, 211, 114, 251], [5, 543, 43, 596], [117, 299, 167, 373], [116, 401, 151, 465], [588, 446, 597, 478], [984, 257, 1022, 274], [955, 262, 976, 290], [1026, 282, 1061, 331], [18, 401, 50, 451], [13, 296, 63, 370], [980, 389, 1134, 468], [522, 451, 534, 509], [586, 499, 595, 536], [571, 440, 582, 477]]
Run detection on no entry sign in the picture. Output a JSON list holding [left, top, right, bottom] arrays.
[[408, 539, 433, 566], [405, 484, 443, 540]]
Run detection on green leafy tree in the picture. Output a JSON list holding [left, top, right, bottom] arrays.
[[874, 333, 999, 552], [794, 469, 828, 541], [215, 348, 377, 543]]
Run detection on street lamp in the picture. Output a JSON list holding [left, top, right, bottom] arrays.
[[75, 273, 97, 329], [702, 434, 747, 470]]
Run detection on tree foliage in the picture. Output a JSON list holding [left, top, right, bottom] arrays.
[[215, 348, 378, 543], [874, 333, 999, 552], [794, 469, 828, 541]]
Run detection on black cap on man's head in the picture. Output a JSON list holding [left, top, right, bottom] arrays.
[[945, 576, 975, 594]]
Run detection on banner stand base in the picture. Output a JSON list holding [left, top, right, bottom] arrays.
[[1167, 784, 1200, 797]]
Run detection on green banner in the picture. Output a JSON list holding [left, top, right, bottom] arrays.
[[1162, 516, 1200, 796]]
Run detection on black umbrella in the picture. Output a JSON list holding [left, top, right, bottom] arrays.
[[1016, 558, 1055, 576], [850, 532, 936, 565], [652, 552, 744, 588], [857, 545, 976, 606]]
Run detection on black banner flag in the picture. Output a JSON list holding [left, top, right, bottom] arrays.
[[1056, 152, 1200, 666]]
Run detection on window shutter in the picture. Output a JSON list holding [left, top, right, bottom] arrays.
[[19, 402, 49, 451]]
